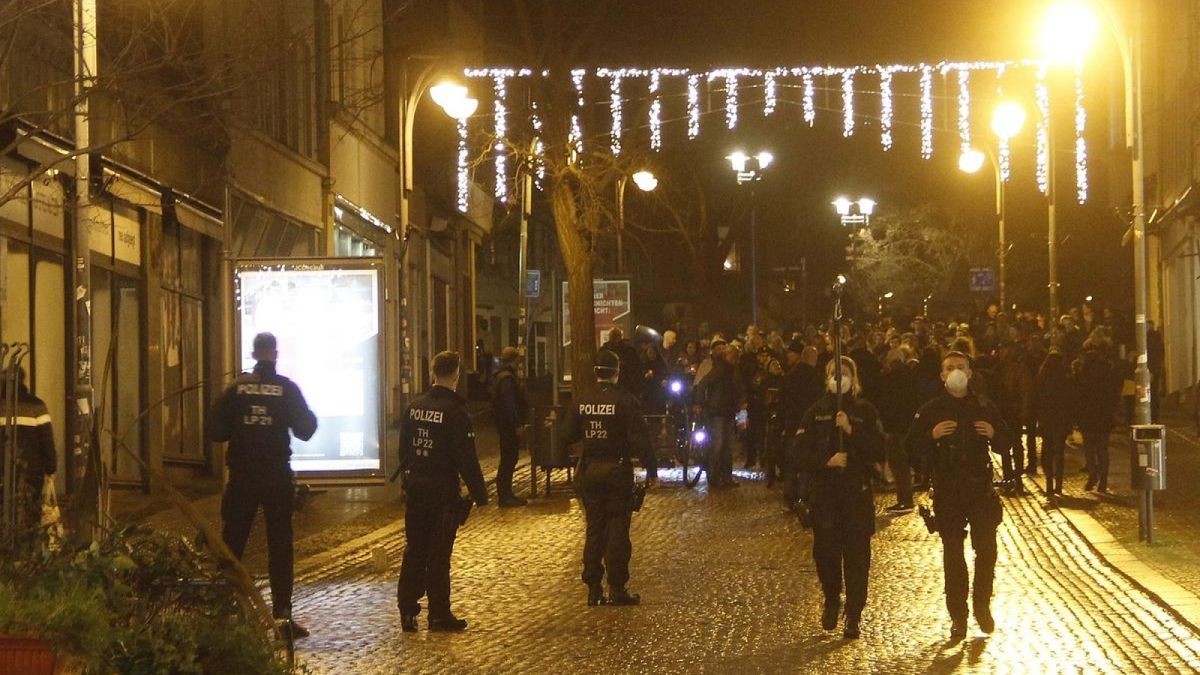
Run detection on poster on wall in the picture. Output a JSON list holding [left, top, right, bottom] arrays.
[[560, 278, 632, 381], [234, 258, 383, 476]]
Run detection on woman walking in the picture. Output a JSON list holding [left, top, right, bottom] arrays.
[[1035, 351, 1073, 498]]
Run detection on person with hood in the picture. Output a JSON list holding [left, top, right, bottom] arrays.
[[794, 355, 884, 639], [491, 347, 529, 507], [1035, 351, 1074, 498]]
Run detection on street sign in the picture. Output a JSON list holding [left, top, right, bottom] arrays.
[[525, 269, 541, 298], [969, 267, 996, 293]]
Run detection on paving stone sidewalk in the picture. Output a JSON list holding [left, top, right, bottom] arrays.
[[291, 468, 1200, 674]]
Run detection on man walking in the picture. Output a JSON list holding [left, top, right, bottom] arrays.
[[398, 351, 489, 632], [492, 347, 529, 507], [209, 332, 317, 638]]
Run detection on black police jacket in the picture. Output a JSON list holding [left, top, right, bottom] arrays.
[[794, 393, 885, 489], [208, 362, 317, 474], [904, 390, 1011, 488], [562, 382, 653, 466], [400, 385, 489, 506]]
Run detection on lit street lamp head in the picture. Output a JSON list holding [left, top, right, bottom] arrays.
[[1039, 1, 1099, 64], [727, 151, 750, 173], [832, 197, 852, 216], [632, 170, 658, 192], [992, 101, 1026, 140], [959, 149, 986, 174], [857, 198, 876, 216]]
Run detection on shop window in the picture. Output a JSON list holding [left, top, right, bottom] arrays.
[[161, 216, 206, 462]]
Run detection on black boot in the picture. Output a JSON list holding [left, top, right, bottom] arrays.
[[587, 583, 607, 607], [429, 615, 469, 632], [608, 587, 640, 606], [821, 597, 840, 631], [400, 614, 418, 633], [950, 617, 968, 640], [843, 615, 861, 640], [975, 607, 995, 634]]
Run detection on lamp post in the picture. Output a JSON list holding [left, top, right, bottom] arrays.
[[1040, 1, 1151, 429], [615, 169, 658, 274], [397, 66, 476, 408], [833, 196, 876, 229], [728, 151, 773, 326], [959, 100, 1026, 311], [877, 291, 894, 319]]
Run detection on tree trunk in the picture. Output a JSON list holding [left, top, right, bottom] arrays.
[[550, 178, 597, 396]]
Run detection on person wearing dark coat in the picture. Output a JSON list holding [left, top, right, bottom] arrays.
[[0, 367, 57, 550], [877, 349, 919, 511], [794, 355, 884, 640], [693, 340, 745, 487], [1035, 351, 1073, 496], [1073, 341, 1121, 493], [491, 347, 529, 507], [601, 327, 644, 398]]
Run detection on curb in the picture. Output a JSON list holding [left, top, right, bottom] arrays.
[[1027, 473, 1200, 636]]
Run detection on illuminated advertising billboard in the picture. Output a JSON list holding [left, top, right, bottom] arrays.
[[234, 259, 383, 476], [560, 278, 632, 381]]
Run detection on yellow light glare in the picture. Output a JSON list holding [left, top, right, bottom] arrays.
[[832, 197, 852, 216], [1038, 2, 1099, 64], [632, 170, 658, 192], [441, 97, 478, 120], [959, 149, 986, 174], [430, 81, 468, 107], [992, 101, 1026, 140]]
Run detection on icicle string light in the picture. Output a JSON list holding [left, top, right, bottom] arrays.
[[456, 118, 469, 213], [801, 68, 815, 126], [649, 71, 662, 151], [570, 68, 585, 158], [608, 71, 623, 155], [687, 73, 701, 139], [996, 66, 1012, 182], [879, 68, 894, 151], [841, 69, 855, 137], [763, 70, 777, 116], [493, 73, 508, 203], [1036, 65, 1050, 194], [1074, 64, 1087, 203], [956, 68, 971, 155], [920, 65, 934, 159], [531, 102, 545, 186]]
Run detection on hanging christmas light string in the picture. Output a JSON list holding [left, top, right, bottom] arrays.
[[954, 68, 971, 155], [1074, 63, 1087, 203], [608, 71, 623, 154], [879, 67, 894, 151], [687, 73, 701, 139], [571, 68, 585, 158], [531, 101, 546, 186], [493, 73, 508, 203], [1036, 64, 1050, 194], [799, 67, 816, 126], [456, 117, 469, 213], [763, 70, 778, 116], [841, 69, 855, 137], [920, 65, 934, 159], [649, 70, 663, 151]]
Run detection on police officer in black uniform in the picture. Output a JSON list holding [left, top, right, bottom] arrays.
[[905, 350, 1011, 639], [209, 332, 317, 638], [563, 349, 653, 607], [397, 351, 488, 632], [794, 355, 884, 640]]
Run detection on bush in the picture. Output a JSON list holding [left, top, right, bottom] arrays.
[[0, 525, 294, 674]]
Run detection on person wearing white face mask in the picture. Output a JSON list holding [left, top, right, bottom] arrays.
[[793, 356, 884, 640], [904, 351, 1012, 641]]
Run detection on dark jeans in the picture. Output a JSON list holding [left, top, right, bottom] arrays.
[[1041, 429, 1067, 493], [706, 414, 735, 483], [1081, 430, 1110, 490], [397, 485, 461, 620], [998, 433, 1021, 482], [577, 459, 634, 589], [222, 470, 294, 618], [934, 486, 1002, 622], [495, 424, 521, 499], [885, 433, 912, 505]]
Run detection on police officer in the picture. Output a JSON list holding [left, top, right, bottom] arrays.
[[905, 350, 1010, 639], [563, 349, 653, 607], [208, 332, 317, 638], [397, 351, 488, 632], [794, 356, 883, 640]]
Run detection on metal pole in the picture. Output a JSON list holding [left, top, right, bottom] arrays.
[[993, 152, 1007, 311], [616, 176, 626, 275], [750, 182, 759, 327], [517, 150, 532, 367], [1047, 112, 1060, 319], [1127, 4, 1152, 428], [71, 0, 97, 531]]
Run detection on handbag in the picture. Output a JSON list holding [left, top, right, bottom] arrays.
[[39, 475, 64, 551]]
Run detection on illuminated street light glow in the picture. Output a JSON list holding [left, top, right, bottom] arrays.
[[1039, 1, 1099, 65], [883, 291, 894, 299], [755, 151, 774, 170], [992, 100, 1026, 140], [429, 81, 469, 108], [857, 198, 876, 216], [832, 197, 852, 216], [632, 170, 658, 192], [727, 151, 749, 173], [959, 148, 986, 174]]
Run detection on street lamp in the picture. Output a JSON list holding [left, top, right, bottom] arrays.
[[959, 102, 1025, 310], [616, 169, 658, 273], [878, 291, 894, 318], [1039, 1, 1151, 433], [832, 196, 876, 228], [398, 68, 477, 405], [728, 150, 773, 326]]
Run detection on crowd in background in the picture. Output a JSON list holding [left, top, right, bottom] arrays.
[[602, 302, 1166, 502]]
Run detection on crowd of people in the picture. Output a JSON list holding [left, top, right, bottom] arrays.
[[609, 301, 1162, 505]]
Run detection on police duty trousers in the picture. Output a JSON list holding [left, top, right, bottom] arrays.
[[935, 486, 1002, 623], [577, 459, 634, 590], [397, 486, 461, 620], [222, 470, 294, 618], [811, 487, 874, 620]]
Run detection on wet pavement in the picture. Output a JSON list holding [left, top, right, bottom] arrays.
[[290, 466, 1200, 674]]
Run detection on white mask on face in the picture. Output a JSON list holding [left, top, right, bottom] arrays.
[[945, 368, 969, 396], [827, 375, 852, 394]]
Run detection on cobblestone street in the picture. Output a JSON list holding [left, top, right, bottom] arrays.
[[289, 468, 1200, 674]]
